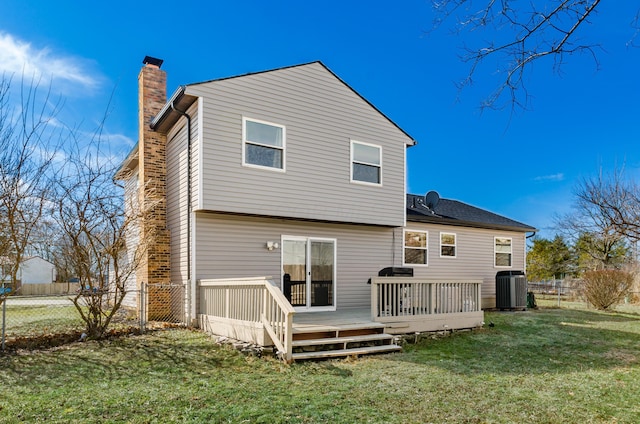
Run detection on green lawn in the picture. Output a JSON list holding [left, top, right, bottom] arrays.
[[2, 301, 140, 348], [3, 305, 84, 337], [1, 305, 639, 423]]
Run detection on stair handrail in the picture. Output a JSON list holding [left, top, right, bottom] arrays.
[[262, 279, 295, 363], [198, 277, 295, 362]]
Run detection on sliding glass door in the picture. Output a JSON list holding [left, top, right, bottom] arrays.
[[282, 237, 336, 311]]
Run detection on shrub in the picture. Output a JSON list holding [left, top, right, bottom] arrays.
[[582, 269, 634, 310]]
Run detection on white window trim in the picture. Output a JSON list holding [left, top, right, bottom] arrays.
[[440, 232, 457, 258], [350, 140, 382, 186], [242, 116, 286, 172], [403, 229, 428, 267], [494, 236, 513, 268]]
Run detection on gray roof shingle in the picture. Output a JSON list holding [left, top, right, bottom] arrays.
[[407, 193, 537, 232]]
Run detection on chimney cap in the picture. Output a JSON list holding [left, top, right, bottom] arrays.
[[143, 56, 164, 68]]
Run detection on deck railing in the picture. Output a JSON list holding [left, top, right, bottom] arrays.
[[198, 277, 295, 362], [370, 278, 482, 320]]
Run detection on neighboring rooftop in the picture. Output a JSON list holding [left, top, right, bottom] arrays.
[[407, 193, 537, 233]]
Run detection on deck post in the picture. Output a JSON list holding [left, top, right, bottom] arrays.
[[284, 311, 293, 363], [370, 280, 378, 320]]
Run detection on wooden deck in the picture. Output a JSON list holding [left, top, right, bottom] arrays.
[[293, 308, 377, 331], [198, 277, 486, 362], [293, 304, 485, 336]]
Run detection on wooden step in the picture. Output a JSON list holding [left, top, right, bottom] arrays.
[[292, 322, 386, 334], [293, 328, 385, 341], [292, 323, 387, 341], [292, 333, 394, 347], [292, 344, 402, 361]]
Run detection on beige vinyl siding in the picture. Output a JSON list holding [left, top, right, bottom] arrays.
[[121, 172, 139, 309], [185, 62, 409, 226], [188, 100, 200, 209], [166, 121, 189, 285], [193, 212, 397, 310], [166, 100, 199, 286], [395, 224, 527, 309]]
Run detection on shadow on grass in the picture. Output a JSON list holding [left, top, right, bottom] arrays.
[[390, 308, 640, 376], [0, 329, 238, 384], [0, 327, 358, 390]]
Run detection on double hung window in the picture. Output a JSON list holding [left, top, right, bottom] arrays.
[[404, 230, 428, 265], [495, 237, 512, 267], [351, 141, 381, 185], [243, 118, 285, 170], [440, 232, 457, 258]]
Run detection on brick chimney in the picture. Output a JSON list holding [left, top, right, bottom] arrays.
[[137, 56, 171, 316]]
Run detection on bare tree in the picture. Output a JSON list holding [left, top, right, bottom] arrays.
[[0, 73, 152, 337], [0, 75, 60, 298], [555, 170, 639, 273], [431, 1, 638, 110], [573, 171, 640, 242], [52, 138, 155, 339], [556, 185, 629, 271]]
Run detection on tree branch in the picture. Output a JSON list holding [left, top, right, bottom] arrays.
[[431, 0, 617, 111]]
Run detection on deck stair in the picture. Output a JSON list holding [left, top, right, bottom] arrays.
[[291, 322, 401, 361]]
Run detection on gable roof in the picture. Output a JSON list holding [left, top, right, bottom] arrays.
[[407, 193, 537, 233], [151, 61, 417, 145], [0, 256, 55, 266]]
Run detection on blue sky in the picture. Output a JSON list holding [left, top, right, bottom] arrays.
[[2, 0, 639, 238]]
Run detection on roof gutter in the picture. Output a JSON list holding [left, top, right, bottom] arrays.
[[407, 214, 538, 233], [114, 143, 139, 181], [151, 85, 186, 130]]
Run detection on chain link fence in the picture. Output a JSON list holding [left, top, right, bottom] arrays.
[[1, 283, 189, 351], [528, 278, 640, 306], [528, 279, 576, 297], [140, 282, 190, 331]]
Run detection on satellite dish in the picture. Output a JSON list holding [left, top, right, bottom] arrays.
[[425, 191, 440, 210]]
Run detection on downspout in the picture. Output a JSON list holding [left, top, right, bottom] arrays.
[[525, 231, 536, 275], [170, 102, 192, 317]]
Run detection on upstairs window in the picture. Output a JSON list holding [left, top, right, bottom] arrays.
[[440, 232, 457, 258], [404, 230, 428, 265], [351, 141, 381, 185], [495, 237, 512, 267], [243, 118, 285, 171]]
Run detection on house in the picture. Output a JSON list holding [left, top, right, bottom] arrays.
[[116, 57, 536, 361], [404, 193, 536, 309], [1, 256, 57, 287]]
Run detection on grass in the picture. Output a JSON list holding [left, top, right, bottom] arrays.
[[535, 294, 640, 313], [0, 305, 639, 423], [3, 305, 84, 337], [1, 302, 141, 350]]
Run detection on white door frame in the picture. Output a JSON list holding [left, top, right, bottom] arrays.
[[281, 235, 337, 312]]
